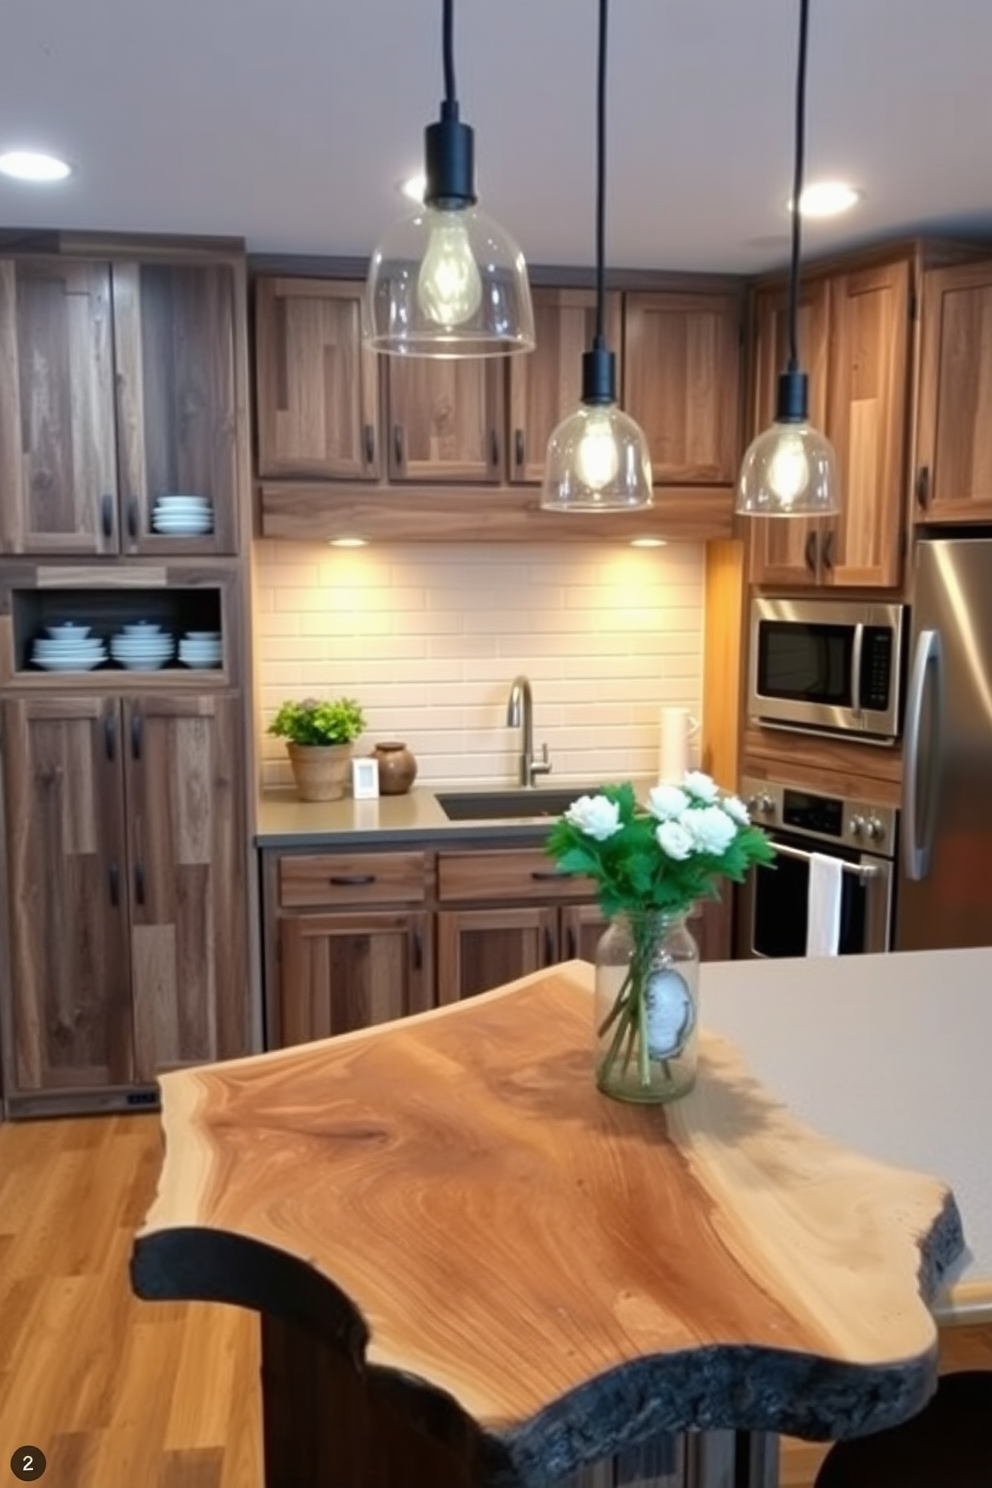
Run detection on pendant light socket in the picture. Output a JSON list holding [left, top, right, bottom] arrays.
[[581, 344, 617, 406], [424, 103, 476, 208]]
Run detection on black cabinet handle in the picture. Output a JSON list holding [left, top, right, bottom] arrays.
[[566, 925, 577, 959], [103, 710, 116, 762], [363, 423, 375, 467], [328, 873, 375, 886], [412, 929, 423, 971], [804, 530, 818, 573], [126, 496, 139, 540], [543, 927, 554, 965], [822, 528, 835, 571], [134, 862, 146, 906], [489, 429, 500, 469], [108, 862, 120, 907], [392, 424, 404, 471], [130, 707, 143, 761], [915, 464, 930, 509], [514, 428, 525, 471], [100, 493, 114, 540]]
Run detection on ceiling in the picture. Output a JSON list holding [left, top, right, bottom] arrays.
[[2, 0, 992, 275]]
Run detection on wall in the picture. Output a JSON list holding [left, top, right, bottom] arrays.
[[252, 541, 706, 791]]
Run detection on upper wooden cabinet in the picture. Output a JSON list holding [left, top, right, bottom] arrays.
[[748, 257, 912, 590], [0, 255, 242, 557], [385, 356, 505, 483], [255, 278, 380, 481], [916, 259, 992, 522], [623, 290, 743, 486], [507, 288, 622, 485]]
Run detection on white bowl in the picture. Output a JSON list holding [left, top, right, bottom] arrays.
[[122, 622, 163, 636], [155, 493, 211, 505], [46, 622, 91, 639], [34, 643, 106, 656], [34, 656, 105, 672], [184, 631, 221, 642], [112, 656, 171, 671]]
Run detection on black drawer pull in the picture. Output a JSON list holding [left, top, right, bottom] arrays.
[[822, 528, 835, 571], [392, 424, 404, 470], [915, 464, 930, 508], [804, 530, 818, 573], [100, 493, 114, 539], [108, 862, 120, 907], [103, 711, 116, 762], [134, 862, 146, 906], [363, 423, 375, 466], [530, 869, 562, 881], [130, 707, 143, 761], [514, 427, 525, 470], [126, 495, 139, 540], [328, 873, 376, 886], [412, 929, 423, 971]]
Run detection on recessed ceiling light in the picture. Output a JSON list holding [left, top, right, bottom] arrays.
[[630, 537, 666, 548], [793, 181, 863, 219], [400, 173, 425, 203], [328, 537, 368, 548], [0, 150, 71, 183]]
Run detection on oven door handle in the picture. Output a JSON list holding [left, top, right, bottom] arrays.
[[772, 840, 879, 883], [850, 622, 865, 719], [901, 627, 944, 882]]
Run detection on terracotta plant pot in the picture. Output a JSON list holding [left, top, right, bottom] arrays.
[[286, 742, 353, 802]]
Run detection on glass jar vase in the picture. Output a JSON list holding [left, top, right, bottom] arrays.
[[594, 910, 699, 1104]]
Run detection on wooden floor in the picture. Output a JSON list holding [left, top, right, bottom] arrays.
[[0, 1114, 990, 1488]]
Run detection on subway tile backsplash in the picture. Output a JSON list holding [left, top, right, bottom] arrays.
[[252, 541, 705, 790]]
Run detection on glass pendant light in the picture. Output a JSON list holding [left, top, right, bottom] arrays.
[[737, 0, 839, 517], [542, 0, 652, 512], [365, 0, 534, 358]]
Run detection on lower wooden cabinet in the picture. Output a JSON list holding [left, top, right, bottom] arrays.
[[0, 691, 251, 1114], [436, 901, 609, 1002]]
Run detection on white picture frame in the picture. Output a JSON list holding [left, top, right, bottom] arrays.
[[352, 757, 379, 800]]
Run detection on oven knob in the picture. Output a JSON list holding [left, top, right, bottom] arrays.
[[849, 815, 867, 837], [864, 816, 885, 841], [755, 793, 776, 817]]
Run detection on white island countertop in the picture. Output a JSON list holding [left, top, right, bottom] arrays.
[[701, 945, 992, 1324]]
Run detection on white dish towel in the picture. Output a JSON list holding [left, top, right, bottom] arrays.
[[806, 852, 843, 957]]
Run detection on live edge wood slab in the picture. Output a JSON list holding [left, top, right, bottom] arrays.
[[132, 961, 963, 1488]]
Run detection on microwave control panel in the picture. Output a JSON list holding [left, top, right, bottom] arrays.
[[860, 627, 893, 710]]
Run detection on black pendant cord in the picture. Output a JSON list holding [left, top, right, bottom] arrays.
[[442, 0, 456, 107], [594, 0, 608, 349], [786, 0, 810, 374]]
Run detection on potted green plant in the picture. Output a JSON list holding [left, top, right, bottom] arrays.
[[268, 696, 366, 802]]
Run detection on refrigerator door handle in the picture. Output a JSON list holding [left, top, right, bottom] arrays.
[[901, 627, 944, 881]]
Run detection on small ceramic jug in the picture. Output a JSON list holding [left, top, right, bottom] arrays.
[[371, 741, 418, 795]]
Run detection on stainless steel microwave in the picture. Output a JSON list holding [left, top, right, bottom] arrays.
[[747, 597, 906, 742]]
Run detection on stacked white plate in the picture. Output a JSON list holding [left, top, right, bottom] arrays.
[[152, 494, 214, 536], [178, 630, 222, 669], [32, 623, 107, 671], [110, 623, 175, 670]]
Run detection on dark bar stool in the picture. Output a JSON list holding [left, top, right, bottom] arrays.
[[814, 1371, 992, 1487]]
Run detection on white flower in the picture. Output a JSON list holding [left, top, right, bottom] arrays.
[[684, 804, 737, 855], [721, 794, 750, 826], [656, 819, 694, 861], [683, 770, 719, 803], [647, 784, 690, 822], [564, 794, 622, 842]]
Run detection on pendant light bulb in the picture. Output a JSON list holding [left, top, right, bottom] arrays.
[[766, 430, 810, 507], [575, 409, 621, 491], [417, 210, 483, 328]]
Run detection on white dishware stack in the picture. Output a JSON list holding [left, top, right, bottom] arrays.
[[151, 494, 214, 536], [657, 706, 701, 784], [178, 630, 222, 669], [110, 622, 175, 670], [32, 622, 107, 671]]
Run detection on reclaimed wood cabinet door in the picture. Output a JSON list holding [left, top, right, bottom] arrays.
[[386, 356, 505, 483], [0, 258, 119, 555], [436, 906, 557, 1002], [255, 277, 381, 481], [278, 910, 434, 1045], [123, 692, 249, 1078], [507, 288, 622, 485], [623, 290, 743, 486], [747, 279, 832, 588], [0, 696, 133, 1092], [916, 259, 992, 522], [823, 260, 911, 587], [560, 902, 609, 963], [113, 260, 240, 555]]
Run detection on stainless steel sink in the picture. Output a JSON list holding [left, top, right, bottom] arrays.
[[435, 787, 597, 822]]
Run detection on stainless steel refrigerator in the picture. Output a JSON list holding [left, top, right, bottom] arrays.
[[896, 536, 992, 949]]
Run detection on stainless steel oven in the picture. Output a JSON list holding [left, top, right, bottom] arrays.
[[748, 597, 905, 743], [736, 776, 897, 958]]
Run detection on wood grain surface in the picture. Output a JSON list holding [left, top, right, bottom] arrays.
[[133, 961, 962, 1485]]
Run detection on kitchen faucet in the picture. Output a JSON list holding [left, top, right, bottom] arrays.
[[506, 675, 552, 788]]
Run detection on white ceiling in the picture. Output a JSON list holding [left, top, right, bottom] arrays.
[[2, 0, 992, 275]]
